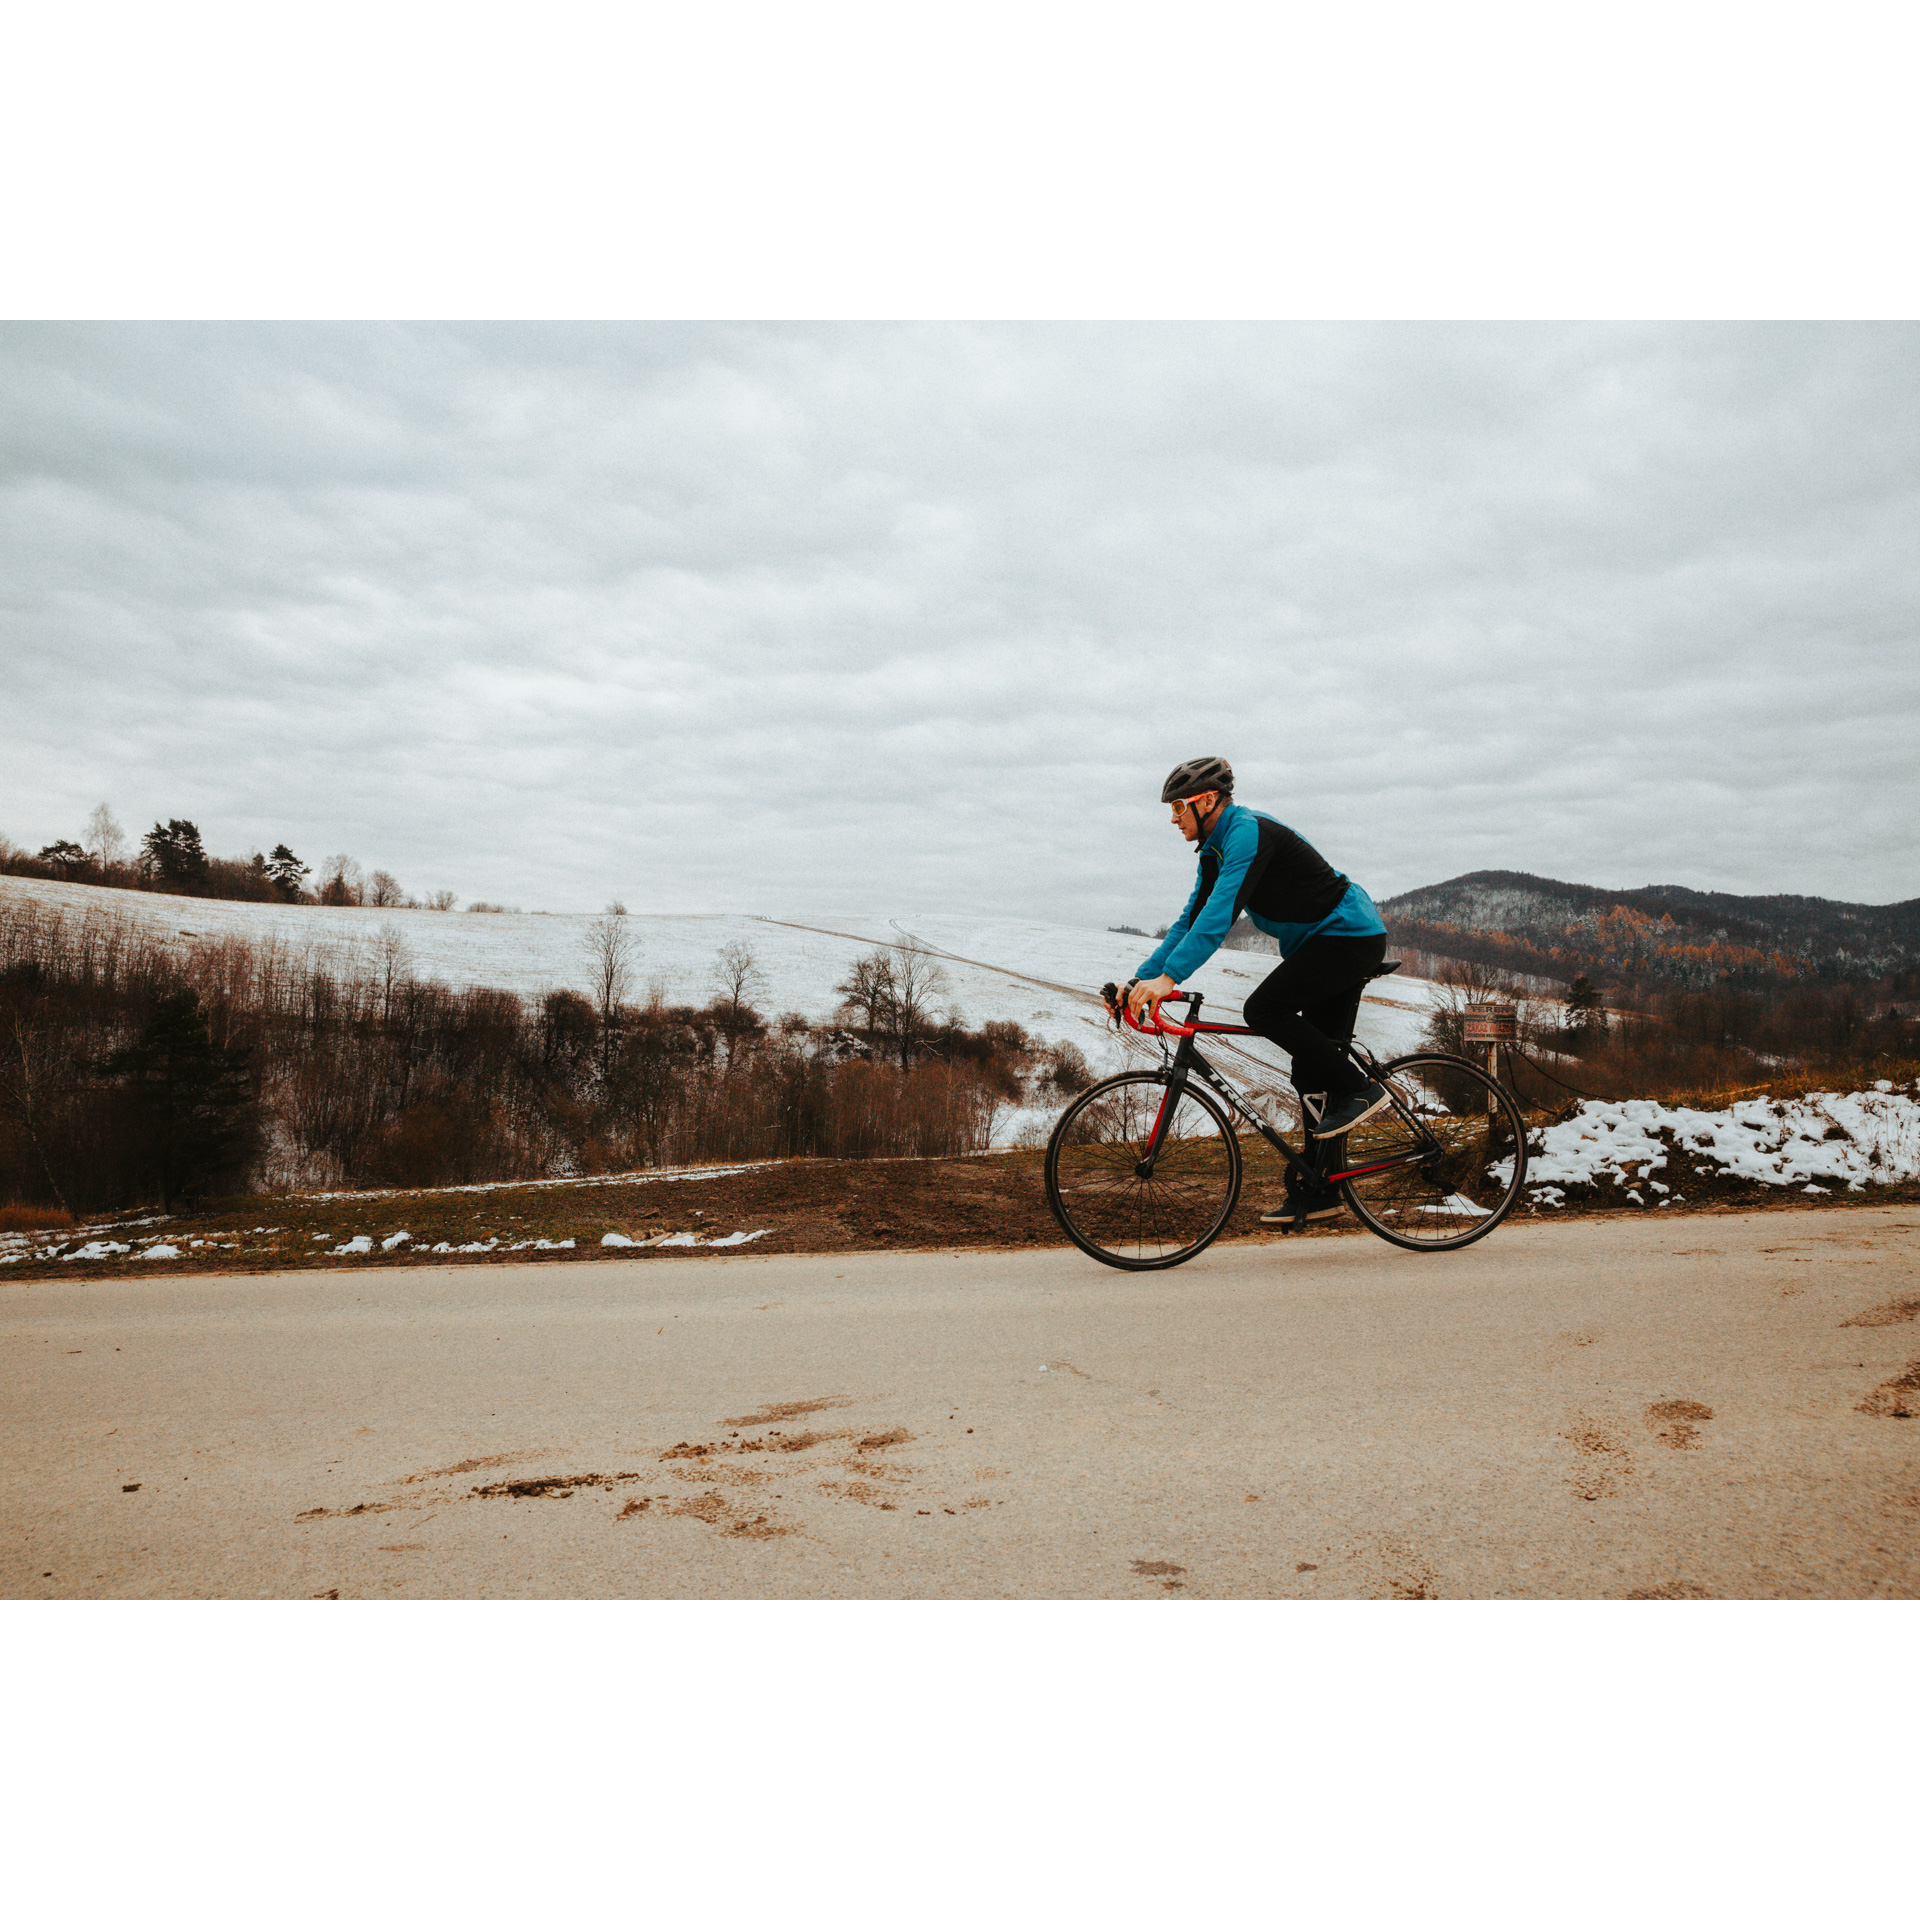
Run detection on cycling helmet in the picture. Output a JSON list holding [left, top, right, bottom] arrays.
[[1161, 756, 1234, 804]]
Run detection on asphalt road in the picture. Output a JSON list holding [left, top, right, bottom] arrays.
[[5, 1206, 1917, 1599]]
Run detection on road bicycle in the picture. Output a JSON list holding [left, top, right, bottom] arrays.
[[1043, 971, 1530, 1269]]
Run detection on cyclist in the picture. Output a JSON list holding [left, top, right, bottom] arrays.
[[1123, 756, 1390, 1229]]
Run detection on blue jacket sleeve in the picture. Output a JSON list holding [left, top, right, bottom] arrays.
[[1143, 811, 1258, 984]]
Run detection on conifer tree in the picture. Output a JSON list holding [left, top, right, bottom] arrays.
[[101, 988, 258, 1209], [265, 844, 310, 901], [140, 820, 211, 890], [1564, 975, 1604, 1053], [36, 839, 89, 878]]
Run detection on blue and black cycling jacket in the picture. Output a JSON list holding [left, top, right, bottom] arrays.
[[1140, 802, 1387, 985]]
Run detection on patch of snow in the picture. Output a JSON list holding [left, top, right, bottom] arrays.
[[381, 1231, 411, 1252], [506, 1237, 574, 1251], [636, 1228, 771, 1248], [293, 1161, 784, 1202], [328, 1235, 374, 1255], [139, 1244, 182, 1259], [62, 1241, 131, 1260], [601, 1232, 637, 1247], [1517, 1089, 1920, 1193]]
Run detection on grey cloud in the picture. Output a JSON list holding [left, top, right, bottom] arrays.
[[3, 322, 1916, 930]]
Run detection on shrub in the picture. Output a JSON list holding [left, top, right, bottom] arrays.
[[0, 1203, 72, 1231]]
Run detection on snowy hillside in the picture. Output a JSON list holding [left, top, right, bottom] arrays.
[[0, 875, 1446, 1078]]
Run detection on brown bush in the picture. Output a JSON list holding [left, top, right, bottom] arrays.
[[0, 1203, 72, 1231], [1, 887, 1041, 1205]]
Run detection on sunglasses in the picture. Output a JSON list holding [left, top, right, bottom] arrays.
[[1170, 793, 1218, 819]]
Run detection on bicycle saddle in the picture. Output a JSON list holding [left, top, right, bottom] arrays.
[[1368, 961, 1402, 978]]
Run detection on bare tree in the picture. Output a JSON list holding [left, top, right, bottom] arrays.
[[318, 854, 364, 906], [581, 913, 637, 1078], [375, 926, 413, 1024], [884, 938, 950, 1070], [711, 940, 765, 1023], [84, 802, 126, 875], [836, 953, 897, 1039], [1, 1007, 73, 1215], [367, 869, 404, 908], [710, 939, 766, 1072], [423, 889, 456, 912]]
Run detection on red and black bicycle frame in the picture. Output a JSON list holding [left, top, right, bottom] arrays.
[[1115, 989, 1438, 1185]]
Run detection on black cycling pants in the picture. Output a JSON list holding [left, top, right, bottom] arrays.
[[1240, 932, 1387, 1116]]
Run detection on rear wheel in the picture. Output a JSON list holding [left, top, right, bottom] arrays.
[[1045, 1071, 1242, 1271], [1334, 1052, 1528, 1251]]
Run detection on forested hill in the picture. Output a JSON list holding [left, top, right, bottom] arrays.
[[1381, 870, 1920, 992]]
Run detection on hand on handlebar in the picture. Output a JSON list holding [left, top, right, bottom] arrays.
[[1127, 973, 1178, 1021]]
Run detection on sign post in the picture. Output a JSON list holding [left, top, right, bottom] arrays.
[[1462, 1004, 1517, 1113]]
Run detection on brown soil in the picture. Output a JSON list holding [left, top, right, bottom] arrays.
[[1857, 1359, 1920, 1419], [1645, 1399, 1715, 1448], [723, 1396, 855, 1427], [11, 1149, 1918, 1284], [1843, 1296, 1920, 1327], [470, 1473, 641, 1499], [1561, 1417, 1635, 1501]]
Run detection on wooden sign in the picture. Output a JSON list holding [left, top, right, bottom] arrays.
[[1462, 1005, 1517, 1043]]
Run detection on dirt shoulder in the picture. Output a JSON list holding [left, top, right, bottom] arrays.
[[7, 1149, 1919, 1283]]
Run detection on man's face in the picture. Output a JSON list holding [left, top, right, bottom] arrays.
[[1172, 792, 1218, 843]]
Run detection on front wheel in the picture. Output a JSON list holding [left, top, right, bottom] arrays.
[[1045, 1071, 1242, 1271], [1334, 1052, 1529, 1251]]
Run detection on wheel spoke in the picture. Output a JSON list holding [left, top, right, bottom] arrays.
[[1045, 1074, 1241, 1270], [1336, 1055, 1528, 1250]]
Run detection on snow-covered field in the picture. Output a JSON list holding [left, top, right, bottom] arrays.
[[0, 875, 1446, 1079]]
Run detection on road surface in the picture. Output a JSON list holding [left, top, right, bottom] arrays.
[[5, 1207, 1917, 1598]]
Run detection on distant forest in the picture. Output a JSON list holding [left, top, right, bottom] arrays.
[[0, 805, 464, 911], [1383, 869, 1920, 999]]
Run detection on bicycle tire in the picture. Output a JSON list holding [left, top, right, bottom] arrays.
[[1334, 1051, 1529, 1251], [1045, 1071, 1243, 1271]]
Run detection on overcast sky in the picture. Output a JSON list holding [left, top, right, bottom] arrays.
[[4, 321, 1916, 925]]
